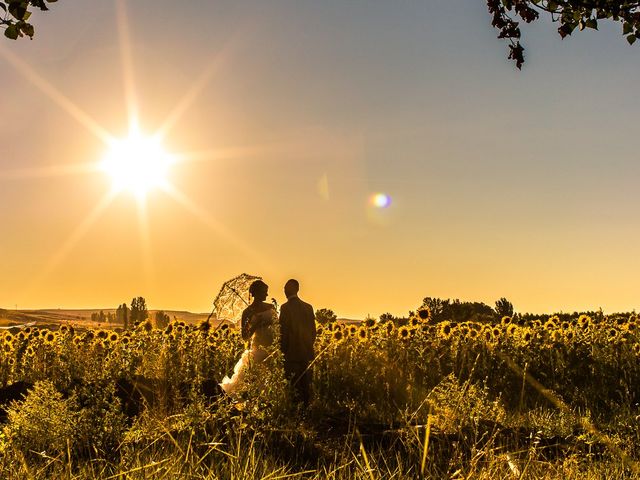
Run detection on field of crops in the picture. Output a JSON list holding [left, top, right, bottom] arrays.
[[1, 309, 640, 478]]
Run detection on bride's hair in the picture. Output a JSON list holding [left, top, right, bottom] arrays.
[[249, 280, 268, 298]]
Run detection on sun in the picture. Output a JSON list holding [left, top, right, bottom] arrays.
[[100, 129, 175, 198]]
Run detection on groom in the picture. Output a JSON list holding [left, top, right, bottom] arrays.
[[279, 279, 316, 407]]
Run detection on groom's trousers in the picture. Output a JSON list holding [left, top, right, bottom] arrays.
[[284, 360, 312, 407]]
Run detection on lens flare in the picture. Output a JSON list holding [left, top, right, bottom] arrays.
[[371, 193, 391, 208]]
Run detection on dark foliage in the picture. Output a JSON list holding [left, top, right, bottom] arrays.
[[487, 1, 640, 68]]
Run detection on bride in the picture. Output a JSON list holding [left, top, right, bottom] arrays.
[[220, 280, 276, 394]]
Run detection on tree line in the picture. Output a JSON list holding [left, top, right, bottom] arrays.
[[313, 298, 515, 326], [90, 297, 171, 330]]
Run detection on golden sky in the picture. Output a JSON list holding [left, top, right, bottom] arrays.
[[1, 1, 640, 319]]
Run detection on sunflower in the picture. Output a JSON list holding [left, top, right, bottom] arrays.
[[501, 316, 512, 325], [109, 332, 119, 342], [348, 325, 358, 337], [484, 330, 493, 342], [385, 322, 396, 336], [316, 325, 324, 336], [561, 321, 570, 330], [468, 328, 479, 339], [440, 322, 452, 338], [97, 330, 108, 339], [357, 327, 369, 342], [551, 330, 563, 342], [7, 357, 15, 366], [417, 307, 431, 321], [398, 326, 411, 340], [492, 327, 501, 337], [17, 331, 26, 341], [409, 317, 420, 328], [25, 346, 35, 357], [332, 329, 344, 342], [45, 332, 56, 344], [565, 331, 574, 341], [608, 328, 618, 339], [523, 331, 532, 342], [72, 336, 82, 346], [507, 324, 517, 336], [3, 342, 13, 354]]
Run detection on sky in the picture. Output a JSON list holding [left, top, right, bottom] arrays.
[[1, 1, 639, 319]]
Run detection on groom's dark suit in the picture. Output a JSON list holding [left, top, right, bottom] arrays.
[[279, 295, 316, 406]]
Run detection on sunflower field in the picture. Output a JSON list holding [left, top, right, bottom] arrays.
[[1, 309, 640, 478]]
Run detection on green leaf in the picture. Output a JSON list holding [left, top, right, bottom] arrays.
[[8, 1, 27, 20], [4, 24, 19, 40], [585, 18, 598, 30], [19, 22, 33, 38], [627, 34, 637, 45], [623, 22, 633, 35]]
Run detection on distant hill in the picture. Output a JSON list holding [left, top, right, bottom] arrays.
[[0, 308, 362, 330], [0, 308, 213, 330]]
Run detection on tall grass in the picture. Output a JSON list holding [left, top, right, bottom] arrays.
[[1, 312, 640, 478]]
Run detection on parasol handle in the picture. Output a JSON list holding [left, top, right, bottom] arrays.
[[205, 305, 216, 324]]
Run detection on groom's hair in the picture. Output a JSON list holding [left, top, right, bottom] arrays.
[[285, 279, 299, 294]]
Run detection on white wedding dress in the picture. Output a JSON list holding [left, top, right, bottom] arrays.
[[220, 309, 275, 394]]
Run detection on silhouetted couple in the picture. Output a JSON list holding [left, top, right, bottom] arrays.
[[220, 279, 316, 407]]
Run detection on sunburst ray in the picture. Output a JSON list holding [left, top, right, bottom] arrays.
[[154, 31, 245, 138], [0, 162, 99, 180], [0, 45, 114, 145], [160, 183, 274, 271], [115, 0, 139, 129], [136, 197, 155, 291], [19, 190, 118, 303]]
